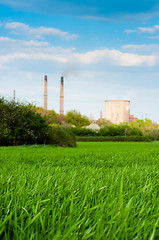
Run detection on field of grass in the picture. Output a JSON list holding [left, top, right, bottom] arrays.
[[0, 142, 159, 239]]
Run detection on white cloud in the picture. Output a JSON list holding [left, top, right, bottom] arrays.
[[125, 25, 159, 35], [0, 37, 50, 47], [0, 49, 157, 67], [122, 44, 159, 54], [0, 52, 69, 65], [148, 35, 159, 39], [0, 53, 29, 63], [0, 37, 158, 68], [0, 37, 76, 57], [81, 15, 110, 21], [122, 44, 147, 51], [5, 21, 79, 40], [138, 26, 156, 34], [0, 0, 28, 8], [124, 29, 136, 34], [116, 52, 156, 66], [76, 49, 157, 66], [0, 64, 4, 69]]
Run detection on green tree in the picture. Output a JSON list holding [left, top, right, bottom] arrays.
[[130, 118, 154, 133], [65, 110, 90, 128]]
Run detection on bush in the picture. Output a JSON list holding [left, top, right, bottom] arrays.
[[0, 97, 77, 147], [0, 97, 49, 145], [76, 136, 155, 142], [145, 128, 159, 137], [47, 126, 77, 147], [69, 127, 97, 136], [98, 125, 143, 137], [68, 125, 143, 138], [144, 129, 159, 140], [98, 125, 125, 136], [128, 127, 143, 136]]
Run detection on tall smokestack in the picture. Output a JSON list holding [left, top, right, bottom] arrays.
[[100, 110, 102, 120], [44, 75, 47, 111], [60, 76, 64, 115]]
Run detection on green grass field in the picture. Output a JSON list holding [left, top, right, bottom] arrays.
[[0, 142, 159, 239]]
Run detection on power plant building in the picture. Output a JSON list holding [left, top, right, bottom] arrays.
[[105, 100, 130, 124]]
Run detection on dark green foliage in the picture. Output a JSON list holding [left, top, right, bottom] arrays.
[[68, 125, 143, 138], [98, 124, 143, 137], [76, 136, 155, 142], [68, 127, 97, 136], [0, 97, 49, 145], [129, 126, 143, 136], [65, 110, 90, 127], [47, 126, 77, 147]]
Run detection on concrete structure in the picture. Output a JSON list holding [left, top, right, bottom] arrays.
[[44, 75, 47, 111], [105, 100, 130, 124], [60, 76, 64, 115]]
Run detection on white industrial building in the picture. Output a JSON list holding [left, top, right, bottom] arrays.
[[105, 100, 130, 124]]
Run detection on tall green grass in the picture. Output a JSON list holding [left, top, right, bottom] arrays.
[[0, 142, 159, 239]]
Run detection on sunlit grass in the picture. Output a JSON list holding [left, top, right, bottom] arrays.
[[0, 142, 159, 239]]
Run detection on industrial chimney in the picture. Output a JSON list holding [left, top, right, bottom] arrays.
[[44, 75, 47, 111], [100, 110, 102, 120], [60, 76, 64, 115]]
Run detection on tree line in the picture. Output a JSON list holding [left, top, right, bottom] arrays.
[[1, 96, 159, 146]]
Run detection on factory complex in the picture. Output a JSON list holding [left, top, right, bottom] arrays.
[[43, 75, 138, 125]]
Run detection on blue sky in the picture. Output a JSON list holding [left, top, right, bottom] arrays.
[[1, 0, 159, 122]]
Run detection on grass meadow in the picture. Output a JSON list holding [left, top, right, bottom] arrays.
[[0, 142, 159, 239]]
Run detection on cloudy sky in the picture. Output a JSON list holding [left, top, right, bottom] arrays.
[[1, 0, 159, 121]]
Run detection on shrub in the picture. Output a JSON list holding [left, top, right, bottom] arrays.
[[47, 126, 77, 147], [76, 136, 155, 142], [144, 129, 159, 140], [98, 125, 143, 137], [0, 97, 49, 145], [129, 127, 143, 136], [0, 97, 77, 147], [69, 127, 97, 136], [98, 125, 124, 136]]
